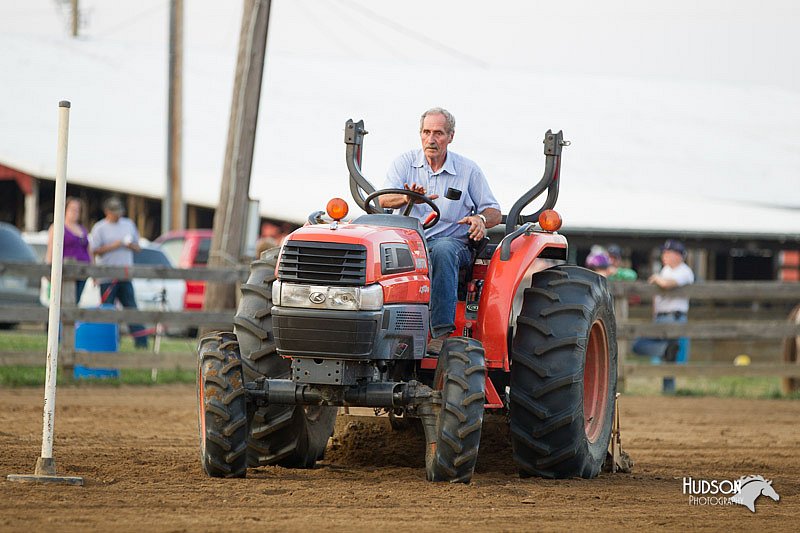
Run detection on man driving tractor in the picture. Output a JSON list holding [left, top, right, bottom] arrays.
[[379, 107, 501, 351], [198, 115, 616, 484]]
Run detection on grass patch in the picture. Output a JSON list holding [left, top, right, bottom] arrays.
[[0, 365, 195, 387], [0, 330, 198, 353], [624, 375, 800, 399], [0, 329, 197, 387], [0, 331, 48, 352]]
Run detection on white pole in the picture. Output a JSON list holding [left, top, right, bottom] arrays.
[[37, 101, 71, 473], [8, 101, 82, 485]]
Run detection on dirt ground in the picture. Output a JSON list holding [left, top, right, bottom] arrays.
[[1, 385, 797, 532]]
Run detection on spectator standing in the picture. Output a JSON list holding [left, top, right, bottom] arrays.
[[46, 196, 91, 303], [585, 250, 613, 277], [632, 239, 694, 393], [89, 197, 148, 349], [606, 244, 638, 281]]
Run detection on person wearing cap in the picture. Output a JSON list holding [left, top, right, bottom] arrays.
[[89, 197, 148, 348], [632, 239, 694, 393], [606, 244, 637, 281], [585, 250, 613, 277], [379, 107, 501, 353], [586, 246, 638, 280]]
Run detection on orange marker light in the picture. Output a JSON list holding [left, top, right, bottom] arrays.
[[326, 198, 349, 221], [538, 209, 562, 232]]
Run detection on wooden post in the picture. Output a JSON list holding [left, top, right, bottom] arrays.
[[164, 0, 184, 234], [614, 291, 629, 392], [60, 278, 76, 371], [204, 0, 272, 325], [70, 0, 79, 38], [24, 177, 39, 232], [187, 204, 198, 229], [781, 303, 800, 395]]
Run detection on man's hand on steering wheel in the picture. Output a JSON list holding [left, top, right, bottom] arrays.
[[403, 183, 439, 204], [364, 187, 441, 229]]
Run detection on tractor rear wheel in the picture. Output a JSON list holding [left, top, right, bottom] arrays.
[[425, 337, 485, 483], [234, 247, 337, 468], [197, 332, 248, 478], [510, 265, 617, 479]]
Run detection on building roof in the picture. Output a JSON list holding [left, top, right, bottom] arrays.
[[1, 0, 799, 238]]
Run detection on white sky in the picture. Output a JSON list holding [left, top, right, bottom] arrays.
[[1, 0, 799, 232]]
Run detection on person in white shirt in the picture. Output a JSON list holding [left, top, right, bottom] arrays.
[[632, 239, 695, 393], [89, 197, 147, 348]]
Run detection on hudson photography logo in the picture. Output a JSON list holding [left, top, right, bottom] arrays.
[[682, 475, 780, 512]]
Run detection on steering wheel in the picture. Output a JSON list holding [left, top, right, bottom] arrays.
[[363, 188, 441, 230]]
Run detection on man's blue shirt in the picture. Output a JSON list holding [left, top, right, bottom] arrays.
[[383, 149, 500, 241]]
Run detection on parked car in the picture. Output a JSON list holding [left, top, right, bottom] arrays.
[[0, 222, 42, 328], [154, 229, 212, 310], [130, 246, 187, 314], [21, 230, 49, 262]]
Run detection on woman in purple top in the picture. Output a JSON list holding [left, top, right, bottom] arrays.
[[46, 197, 92, 302]]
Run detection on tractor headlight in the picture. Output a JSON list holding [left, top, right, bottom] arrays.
[[272, 281, 383, 311]]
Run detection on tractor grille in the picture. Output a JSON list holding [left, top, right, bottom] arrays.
[[274, 314, 378, 357], [279, 240, 367, 286]]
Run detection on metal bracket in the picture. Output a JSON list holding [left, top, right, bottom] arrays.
[[543, 130, 569, 156], [344, 119, 368, 145]]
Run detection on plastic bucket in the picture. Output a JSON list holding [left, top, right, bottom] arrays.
[[74, 304, 120, 379], [74, 321, 119, 352], [73, 364, 120, 379]]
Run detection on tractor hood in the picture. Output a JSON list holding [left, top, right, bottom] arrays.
[[278, 222, 430, 302]]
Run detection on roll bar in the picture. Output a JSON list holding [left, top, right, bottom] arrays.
[[344, 119, 379, 212], [344, 120, 569, 227], [504, 130, 569, 236]]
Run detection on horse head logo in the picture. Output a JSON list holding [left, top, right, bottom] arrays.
[[731, 475, 780, 513]]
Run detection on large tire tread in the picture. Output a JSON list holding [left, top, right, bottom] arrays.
[[234, 247, 336, 469], [197, 332, 248, 478], [426, 338, 485, 483], [510, 265, 617, 479]]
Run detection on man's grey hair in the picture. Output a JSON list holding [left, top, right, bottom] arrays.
[[420, 107, 455, 134]]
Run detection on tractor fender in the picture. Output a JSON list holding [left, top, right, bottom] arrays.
[[474, 232, 567, 370]]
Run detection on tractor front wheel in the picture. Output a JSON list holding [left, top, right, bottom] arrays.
[[197, 332, 248, 478], [425, 337, 485, 483], [234, 247, 337, 468], [510, 265, 617, 479]]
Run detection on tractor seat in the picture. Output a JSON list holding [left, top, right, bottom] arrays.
[[477, 243, 498, 259], [457, 237, 492, 300]]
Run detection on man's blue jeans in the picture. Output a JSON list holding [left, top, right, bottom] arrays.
[[100, 281, 147, 348], [427, 237, 472, 338], [632, 312, 689, 393]]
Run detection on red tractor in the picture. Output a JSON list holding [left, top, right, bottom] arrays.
[[197, 120, 617, 482]]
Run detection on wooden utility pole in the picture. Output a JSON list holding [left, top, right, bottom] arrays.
[[71, 0, 79, 37], [203, 0, 272, 320], [164, 0, 184, 234]]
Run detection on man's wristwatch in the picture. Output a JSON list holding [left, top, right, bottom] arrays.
[[476, 213, 487, 225]]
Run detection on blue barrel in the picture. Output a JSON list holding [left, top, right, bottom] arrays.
[[74, 321, 119, 352], [74, 304, 120, 378], [73, 364, 120, 379]]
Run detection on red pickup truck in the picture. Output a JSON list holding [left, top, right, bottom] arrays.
[[155, 229, 212, 310]]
